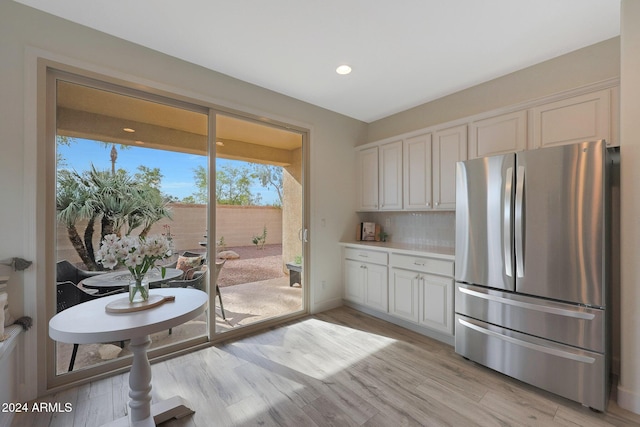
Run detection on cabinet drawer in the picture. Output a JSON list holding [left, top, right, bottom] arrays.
[[344, 247, 388, 265], [390, 253, 453, 276]]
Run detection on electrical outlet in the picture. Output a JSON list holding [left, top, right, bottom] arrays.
[[385, 217, 391, 228], [321, 280, 326, 289]]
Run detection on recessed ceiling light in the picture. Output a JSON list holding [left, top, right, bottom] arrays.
[[123, 128, 135, 133], [134, 140, 144, 145], [216, 141, 225, 146], [336, 65, 352, 75]]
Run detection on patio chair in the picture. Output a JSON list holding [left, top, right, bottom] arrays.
[[163, 251, 206, 278], [56, 281, 125, 372], [56, 260, 105, 285], [212, 260, 226, 320], [165, 259, 226, 320]]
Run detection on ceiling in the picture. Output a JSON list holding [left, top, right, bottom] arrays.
[[57, 80, 302, 165], [15, 0, 620, 123]]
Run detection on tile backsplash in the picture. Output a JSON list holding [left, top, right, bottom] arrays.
[[358, 211, 455, 248]]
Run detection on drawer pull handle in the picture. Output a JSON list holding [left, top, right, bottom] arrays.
[[458, 318, 596, 364], [458, 287, 596, 319], [358, 254, 369, 258], [414, 262, 425, 266]]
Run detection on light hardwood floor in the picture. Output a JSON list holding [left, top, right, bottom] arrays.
[[13, 307, 640, 426]]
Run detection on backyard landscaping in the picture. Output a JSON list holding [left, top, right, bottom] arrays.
[[216, 244, 285, 287]]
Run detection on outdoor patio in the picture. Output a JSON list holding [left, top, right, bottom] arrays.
[[56, 275, 303, 374]]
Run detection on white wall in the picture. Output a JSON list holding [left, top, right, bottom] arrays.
[[0, 0, 366, 399], [367, 37, 620, 144], [618, 0, 640, 414]]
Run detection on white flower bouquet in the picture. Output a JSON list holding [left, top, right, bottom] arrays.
[[96, 234, 173, 302]]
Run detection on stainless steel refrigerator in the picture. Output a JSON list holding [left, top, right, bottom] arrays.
[[454, 140, 613, 411]]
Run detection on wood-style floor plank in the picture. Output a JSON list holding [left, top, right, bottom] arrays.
[[12, 306, 640, 426]]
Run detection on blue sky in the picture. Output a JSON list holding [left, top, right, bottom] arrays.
[[57, 139, 279, 204]]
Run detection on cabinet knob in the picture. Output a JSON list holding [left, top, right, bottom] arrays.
[[435, 202, 439, 206], [426, 202, 430, 207]]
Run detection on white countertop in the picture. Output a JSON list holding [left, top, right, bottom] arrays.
[[339, 240, 455, 260]]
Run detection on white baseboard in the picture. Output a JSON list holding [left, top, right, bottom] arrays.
[[310, 297, 343, 314], [617, 384, 640, 415]]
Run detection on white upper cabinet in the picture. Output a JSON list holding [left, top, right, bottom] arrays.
[[433, 124, 467, 210], [358, 85, 618, 212], [469, 110, 527, 159], [403, 133, 432, 210], [531, 89, 610, 149], [379, 140, 403, 210], [357, 146, 379, 211]]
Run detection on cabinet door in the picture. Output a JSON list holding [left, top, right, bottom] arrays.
[[379, 140, 403, 210], [419, 274, 454, 335], [364, 263, 388, 312], [531, 89, 610, 149], [357, 147, 379, 211], [389, 268, 419, 322], [433, 124, 467, 210], [344, 259, 365, 304], [469, 110, 527, 159], [403, 133, 432, 210]]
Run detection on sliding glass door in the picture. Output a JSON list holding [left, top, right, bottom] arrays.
[[212, 113, 305, 333], [46, 68, 309, 389], [49, 72, 212, 384]]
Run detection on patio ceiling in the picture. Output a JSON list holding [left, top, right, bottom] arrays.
[[56, 81, 302, 166]]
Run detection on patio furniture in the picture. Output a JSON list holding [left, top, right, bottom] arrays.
[[56, 281, 125, 372], [82, 268, 184, 293], [56, 260, 105, 285], [285, 262, 302, 287], [165, 259, 226, 320], [164, 251, 207, 279], [163, 270, 206, 290], [212, 260, 226, 320]]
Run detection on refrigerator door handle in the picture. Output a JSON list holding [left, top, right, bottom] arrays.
[[515, 165, 525, 278], [503, 167, 513, 277]]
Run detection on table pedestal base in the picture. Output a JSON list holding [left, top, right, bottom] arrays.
[[103, 335, 195, 426], [104, 396, 194, 426]]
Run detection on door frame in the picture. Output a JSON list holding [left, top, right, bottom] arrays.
[[36, 58, 310, 394]]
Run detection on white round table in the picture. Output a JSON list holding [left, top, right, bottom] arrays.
[[49, 288, 208, 426]]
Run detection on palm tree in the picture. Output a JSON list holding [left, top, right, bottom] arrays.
[[57, 165, 172, 270], [57, 170, 99, 269]]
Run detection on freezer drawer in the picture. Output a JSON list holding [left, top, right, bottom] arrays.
[[455, 283, 605, 353], [455, 314, 607, 411]]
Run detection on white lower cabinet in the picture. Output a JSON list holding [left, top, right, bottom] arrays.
[[389, 268, 419, 322], [390, 269, 454, 335], [343, 245, 455, 342], [343, 249, 388, 312], [419, 273, 454, 334]]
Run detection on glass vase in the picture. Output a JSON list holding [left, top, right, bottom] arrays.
[[129, 276, 149, 303]]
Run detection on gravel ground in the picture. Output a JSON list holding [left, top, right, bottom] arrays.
[[215, 244, 285, 287]]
